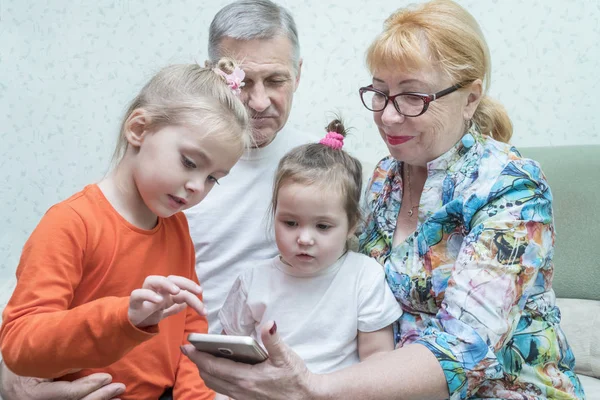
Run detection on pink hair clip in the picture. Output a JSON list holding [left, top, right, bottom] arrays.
[[319, 131, 344, 150], [215, 66, 246, 95]]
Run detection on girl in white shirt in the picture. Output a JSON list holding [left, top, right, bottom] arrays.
[[218, 119, 402, 373]]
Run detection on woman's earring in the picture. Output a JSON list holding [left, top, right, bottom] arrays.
[[464, 118, 473, 132]]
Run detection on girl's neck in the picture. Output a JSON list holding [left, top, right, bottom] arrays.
[[98, 158, 158, 230]]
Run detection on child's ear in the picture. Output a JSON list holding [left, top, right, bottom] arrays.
[[346, 232, 360, 253], [124, 109, 150, 148], [347, 222, 359, 239]]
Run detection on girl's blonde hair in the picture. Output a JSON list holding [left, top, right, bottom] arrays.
[[366, 0, 512, 143], [271, 119, 363, 230], [112, 58, 252, 164]]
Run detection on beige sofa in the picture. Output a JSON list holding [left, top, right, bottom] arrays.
[[521, 146, 600, 398]]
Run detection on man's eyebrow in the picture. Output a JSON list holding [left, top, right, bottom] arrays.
[[265, 72, 292, 79]]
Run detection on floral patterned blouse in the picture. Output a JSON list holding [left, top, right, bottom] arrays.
[[359, 127, 585, 399]]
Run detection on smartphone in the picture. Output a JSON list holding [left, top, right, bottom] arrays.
[[187, 333, 268, 364]]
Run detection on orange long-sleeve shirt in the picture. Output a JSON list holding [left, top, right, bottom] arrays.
[[0, 185, 214, 399]]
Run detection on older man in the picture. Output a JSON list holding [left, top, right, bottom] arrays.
[[187, 0, 311, 336], [0, 1, 309, 399]]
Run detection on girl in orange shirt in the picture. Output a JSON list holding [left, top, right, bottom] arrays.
[[1, 59, 251, 399]]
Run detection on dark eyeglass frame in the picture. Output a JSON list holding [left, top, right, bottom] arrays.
[[358, 82, 471, 117]]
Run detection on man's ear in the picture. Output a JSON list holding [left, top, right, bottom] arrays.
[[464, 78, 483, 120], [293, 58, 303, 92], [124, 109, 150, 148]]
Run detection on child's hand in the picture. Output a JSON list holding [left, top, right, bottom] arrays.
[[128, 275, 206, 328]]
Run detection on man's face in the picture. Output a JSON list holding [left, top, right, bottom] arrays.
[[218, 36, 302, 148]]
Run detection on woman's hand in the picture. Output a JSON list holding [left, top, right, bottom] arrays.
[[128, 275, 206, 328], [0, 362, 125, 400], [184, 322, 449, 400], [182, 321, 317, 400]]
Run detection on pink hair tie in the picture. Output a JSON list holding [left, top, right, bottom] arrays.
[[214, 66, 245, 96], [319, 131, 344, 150]]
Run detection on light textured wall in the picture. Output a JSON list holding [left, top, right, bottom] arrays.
[[1, 0, 599, 287]]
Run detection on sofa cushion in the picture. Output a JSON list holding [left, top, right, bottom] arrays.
[[556, 298, 600, 379], [520, 146, 600, 301], [578, 374, 600, 400]]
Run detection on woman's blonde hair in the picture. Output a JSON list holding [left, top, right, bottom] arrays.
[[366, 0, 512, 143], [271, 119, 363, 230], [111, 58, 252, 165]]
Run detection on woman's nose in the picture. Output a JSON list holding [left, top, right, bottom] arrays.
[[380, 101, 405, 125]]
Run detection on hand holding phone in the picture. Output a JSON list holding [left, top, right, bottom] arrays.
[[187, 333, 268, 364]]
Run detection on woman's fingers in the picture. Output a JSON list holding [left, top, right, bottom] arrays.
[[259, 321, 292, 368], [181, 326, 312, 400], [181, 345, 248, 395]]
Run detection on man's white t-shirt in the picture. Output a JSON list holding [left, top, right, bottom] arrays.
[[184, 126, 313, 334], [218, 252, 403, 373]]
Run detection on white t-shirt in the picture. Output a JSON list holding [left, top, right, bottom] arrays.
[[184, 126, 314, 334], [218, 251, 403, 374]]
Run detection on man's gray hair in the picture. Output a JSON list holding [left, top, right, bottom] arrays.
[[208, 0, 300, 73]]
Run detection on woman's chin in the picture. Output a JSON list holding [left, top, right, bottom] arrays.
[[388, 147, 414, 162]]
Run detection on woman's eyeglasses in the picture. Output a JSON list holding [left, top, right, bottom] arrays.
[[358, 82, 470, 117]]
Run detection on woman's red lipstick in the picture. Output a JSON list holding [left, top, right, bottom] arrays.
[[386, 135, 415, 146]]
